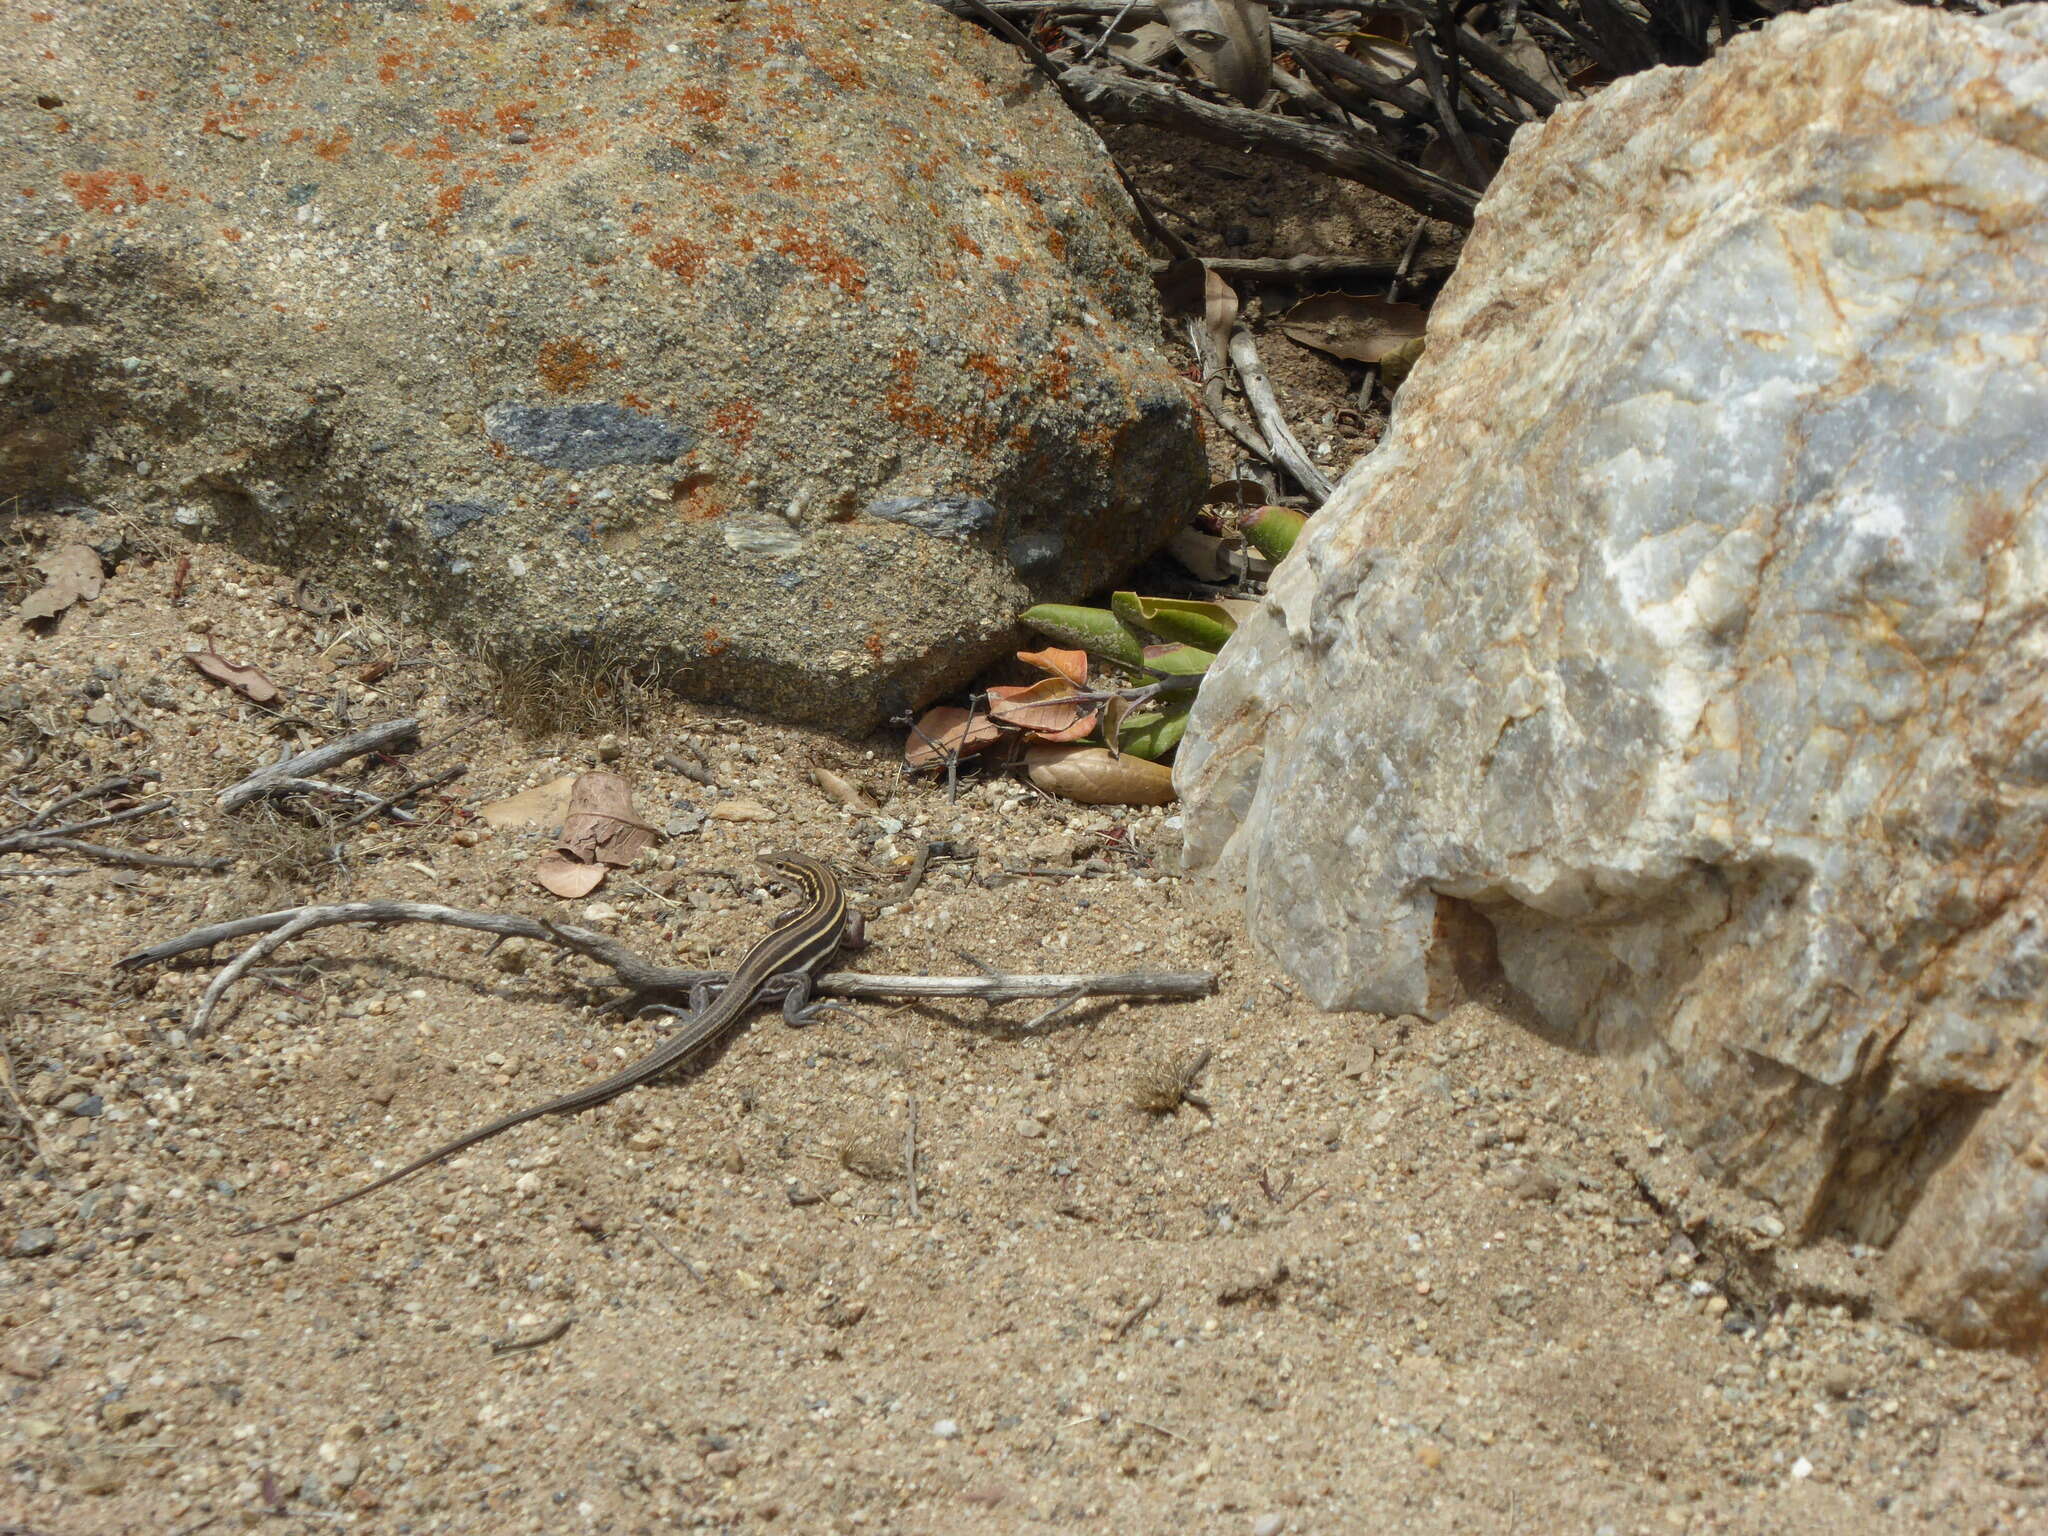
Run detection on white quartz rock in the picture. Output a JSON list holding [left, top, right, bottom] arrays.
[[1179, 0, 2048, 1346]]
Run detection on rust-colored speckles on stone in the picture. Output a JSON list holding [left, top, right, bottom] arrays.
[[710, 402, 762, 451], [648, 237, 709, 283], [773, 228, 866, 297], [536, 336, 606, 394]]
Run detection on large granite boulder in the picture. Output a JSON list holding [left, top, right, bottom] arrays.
[[1178, 0, 2048, 1346], [1, 0, 1202, 724]]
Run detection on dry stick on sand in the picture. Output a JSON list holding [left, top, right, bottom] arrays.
[[0, 790, 230, 874], [1228, 328, 1337, 503], [216, 717, 420, 811], [116, 902, 1217, 1033]]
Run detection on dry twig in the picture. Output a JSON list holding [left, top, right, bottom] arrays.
[[118, 901, 1217, 1030], [217, 717, 419, 811]]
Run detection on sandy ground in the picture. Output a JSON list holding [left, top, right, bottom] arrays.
[[2, 513, 2045, 1536]]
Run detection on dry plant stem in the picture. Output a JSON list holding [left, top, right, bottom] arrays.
[[118, 902, 1218, 1022], [1228, 328, 1336, 503], [1181, 252, 1446, 283], [657, 752, 719, 788], [190, 909, 328, 1035], [26, 774, 157, 828], [490, 1316, 575, 1355], [905, 1095, 921, 1221], [1062, 67, 1479, 225], [337, 763, 468, 829], [217, 717, 420, 811], [1411, 15, 1563, 113], [0, 1042, 56, 1169], [266, 777, 415, 817], [1269, 25, 1441, 125], [1411, 23, 1489, 187], [883, 839, 935, 906], [1, 793, 229, 871]]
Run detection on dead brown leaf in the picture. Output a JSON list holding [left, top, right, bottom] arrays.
[[905, 703, 1002, 768], [1278, 292, 1428, 364], [184, 643, 283, 706], [1024, 743, 1177, 806], [18, 544, 104, 625], [1016, 647, 1090, 690], [987, 680, 1096, 743], [1155, 259, 1239, 368], [1106, 18, 1178, 67], [531, 771, 656, 899]]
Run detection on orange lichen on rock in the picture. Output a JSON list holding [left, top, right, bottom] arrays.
[[673, 86, 726, 119], [62, 170, 154, 214], [537, 336, 605, 394], [711, 400, 762, 450], [964, 352, 1013, 393], [649, 237, 710, 283], [774, 228, 866, 297]]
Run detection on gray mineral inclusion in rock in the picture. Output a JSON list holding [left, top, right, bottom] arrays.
[[863, 496, 1004, 538], [483, 403, 692, 469], [424, 500, 500, 540]]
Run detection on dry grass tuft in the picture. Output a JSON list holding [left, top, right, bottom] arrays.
[[834, 1121, 902, 1182], [214, 804, 340, 901], [475, 638, 659, 739], [1128, 1046, 1214, 1117]]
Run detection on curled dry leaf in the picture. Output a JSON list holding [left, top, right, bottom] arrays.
[[477, 774, 577, 832], [531, 771, 657, 899], [184, 643, 284, 706], [1278, 293, 1428, 365], [1025, 743, 1178, 807], [1108, 18, 1178, 67], [1159, 0, 1273, 107], [1169, 525, 1242, 583], [1016, 646, 1090, 689], [987, 679, 1097, 743], [1154, 259, 1239, 369], [812, 766, 879, 812], [18, 543, 104, 625], [905, 702, 1003, 768], [1203, 477, 1273, 510]]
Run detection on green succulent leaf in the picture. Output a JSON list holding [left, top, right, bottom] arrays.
[[1109, 592, 1238, 651], [1141, 642, 1217, 676], [1017, 604, 1148, 669], [1114, 702, 1192, 761], [1243, 506, 1307, 563]]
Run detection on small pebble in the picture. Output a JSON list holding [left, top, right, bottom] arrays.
[[10, 1227, 59, 1259], [1015, 1118, 1046, 1140], [932, 1419, 960, 1440], [1252, 1515, 1285, 1536]]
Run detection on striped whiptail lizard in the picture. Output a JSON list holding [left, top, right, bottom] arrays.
[[251, 849, 856, 1230]]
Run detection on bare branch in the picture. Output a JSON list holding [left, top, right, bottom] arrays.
[[217, 718, 420, 811], [118, 901, 1217, 1033], [1059, 66, 1478, 226], [1228, 328, 1336, 503]]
